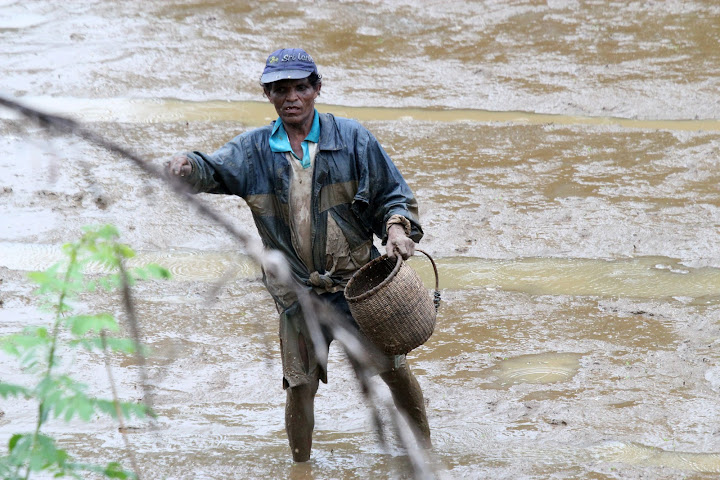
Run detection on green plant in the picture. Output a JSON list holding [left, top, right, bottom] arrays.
[[0, 225, 170, 479]]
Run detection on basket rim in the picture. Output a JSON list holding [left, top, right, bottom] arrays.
[[344, 249, 439, 302], [344, 253, 402, 302]]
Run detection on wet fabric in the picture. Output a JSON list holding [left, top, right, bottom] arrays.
[[279, 291, 406, 389], [184, 112, 423, 308], [287, 143, 316, 270], [183, 112, 421, 387]]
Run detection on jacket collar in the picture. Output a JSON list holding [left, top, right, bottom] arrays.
[[317, 113, 343, 151]]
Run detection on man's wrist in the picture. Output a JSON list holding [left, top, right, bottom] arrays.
[[386, 214, 411, 236]]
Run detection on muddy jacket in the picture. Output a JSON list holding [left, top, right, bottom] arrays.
[[183, 113, 423, 308]]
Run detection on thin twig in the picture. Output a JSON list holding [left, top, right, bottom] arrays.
[[100, 330, 142, 480], [0, 95, 434, 478], [116, 257, 155, 415]]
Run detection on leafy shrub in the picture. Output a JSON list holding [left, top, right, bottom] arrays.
[[0, 225, 170, 479]]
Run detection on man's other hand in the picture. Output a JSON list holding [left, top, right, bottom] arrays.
[[386, 224, 415, 260], [164, 153, 193, 179]]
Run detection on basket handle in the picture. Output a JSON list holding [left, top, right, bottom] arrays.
[[380, 248, 441, 311], [416, 249, 441, 311]]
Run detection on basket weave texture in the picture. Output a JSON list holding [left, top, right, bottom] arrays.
[[344, 252, 437, 355]]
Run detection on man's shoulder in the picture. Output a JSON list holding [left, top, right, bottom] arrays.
[[320, 112, 362, 129], [234, 124, 273, 142], [319, 113, 370, 139]]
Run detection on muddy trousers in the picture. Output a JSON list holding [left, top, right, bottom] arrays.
[[285, 362, 431, 462]]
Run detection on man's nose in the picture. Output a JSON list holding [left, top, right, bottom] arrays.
[[286, 87, 299, 101]]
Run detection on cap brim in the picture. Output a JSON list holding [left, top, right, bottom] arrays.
[[260, 69, 312, 83]]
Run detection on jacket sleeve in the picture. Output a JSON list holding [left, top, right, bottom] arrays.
[[182, 134, 251, 197], [357, 127, 423, 244]]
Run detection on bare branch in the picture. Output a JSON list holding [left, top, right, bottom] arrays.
[[0, 94, 434, 478]]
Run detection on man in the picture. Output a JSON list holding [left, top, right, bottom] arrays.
[[165, 48, 430, 462]]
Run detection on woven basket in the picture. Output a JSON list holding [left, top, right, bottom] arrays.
[[344, 249, 440, 355]]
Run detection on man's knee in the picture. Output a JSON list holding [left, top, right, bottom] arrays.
[[380, 362, 413, 387], [287, 377, 319, 405]]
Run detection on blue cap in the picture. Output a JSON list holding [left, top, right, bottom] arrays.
[[260, 48, 318, 83]]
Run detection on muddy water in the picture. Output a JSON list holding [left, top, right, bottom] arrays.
[[2, 1, 720, 479], [5, 97, 720, 132]]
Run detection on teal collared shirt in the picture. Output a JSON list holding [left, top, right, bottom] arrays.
[[269, 110, 320, 169]]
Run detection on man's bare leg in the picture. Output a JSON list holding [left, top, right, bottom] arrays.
[[285, 377, 320, 462], [380, 363, 431, 447]]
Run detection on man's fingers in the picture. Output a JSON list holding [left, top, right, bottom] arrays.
[[386, 224, 415, 260], [387, 239, 413, 260], [164, 156, 191, 178], [386, 242, 398, 259]]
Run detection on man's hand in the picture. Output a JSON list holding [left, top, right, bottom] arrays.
[[386, 224, 415, 260], [164, 153, 193, 179]]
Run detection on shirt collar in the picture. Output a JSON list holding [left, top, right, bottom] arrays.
[[269, 109, 320, 168]]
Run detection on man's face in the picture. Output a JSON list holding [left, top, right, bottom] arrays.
[[266, 78, 320, 129]]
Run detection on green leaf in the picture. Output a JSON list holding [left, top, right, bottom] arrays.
[[11, 334, 45, 350], [28, 266, 65, 293], [34, 326, 50, 339], [102, 400, 149, 420], [146, 263, 171, 279], [133, 264, 171, 281], [66, 313, 119, 335], [57, 382, 89, 420], [62, 404, 77, 422], [131, 268, 148, 281], [0, 456, 20, 479], [35, 375, 59, 398], [123, 401, 149, 420], [1, 332, 49, 364], [94, 224, 120, 240], [27, 434, 68, 472], [74, 395, 95, 422], [94, 399, 118, 417], [8, 434, 32, 467], [0, 383, 32, 399], [8, 434, 24, 452], [0, 339, 19, 357], [71, 337, 138, 354], [52, 396, 69, 420], [93, 247, 121, 270], [44, 389, 62, 411], [110, 338, 143, 354], [103, 461, 136, 479], [62, 396, 80, 422], [115, 244, 136, 260]]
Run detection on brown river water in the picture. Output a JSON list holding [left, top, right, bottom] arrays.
[[2, 1, 720, 479]]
